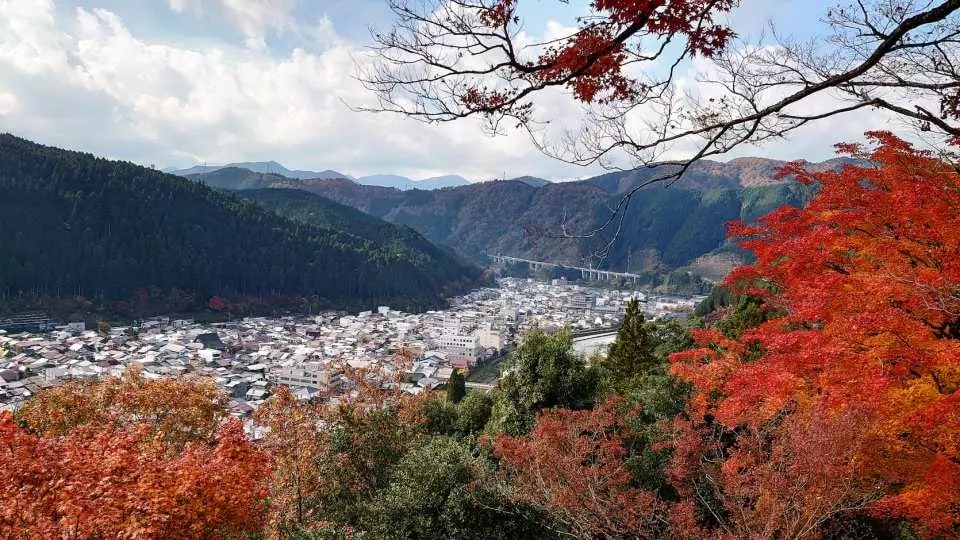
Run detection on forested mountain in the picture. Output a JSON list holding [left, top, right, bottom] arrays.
[[235, 188, 471, 276], [0, 135, 480, 317], [190, 163, 818, 282]]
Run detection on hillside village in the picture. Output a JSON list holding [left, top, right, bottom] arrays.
[[0, 278, 702, 419]]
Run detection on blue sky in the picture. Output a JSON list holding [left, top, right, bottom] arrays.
[[0, 0, 890, 180]]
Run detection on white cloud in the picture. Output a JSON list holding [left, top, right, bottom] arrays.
[[0, 0, 921, 183], [0, 0, 597, 181], [167, 0, 299, 49], [0, 91, 19, 116]]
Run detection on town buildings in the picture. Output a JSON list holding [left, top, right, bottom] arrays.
[[0, 279, 703, 416]]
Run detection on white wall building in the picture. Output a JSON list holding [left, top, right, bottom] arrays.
[[269, 362, 330, 390]]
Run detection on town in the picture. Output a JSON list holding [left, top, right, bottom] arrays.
[[0, 278, 704, 421]]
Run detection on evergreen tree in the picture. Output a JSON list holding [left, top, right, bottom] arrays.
[[602, 299, 656, 386], [487, 328, 599, 435], [446, 369, 466, 404]]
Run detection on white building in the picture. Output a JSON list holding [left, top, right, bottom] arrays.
[[475, 324, 503, 351], [269, 362, 330, 390], [437, 333, 480, 365]]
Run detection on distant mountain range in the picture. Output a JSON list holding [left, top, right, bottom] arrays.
[[167, 161, 352, 181], [187, 157, 844, 286], [168, 161, 474, 190], [0, 135, 481, 318]]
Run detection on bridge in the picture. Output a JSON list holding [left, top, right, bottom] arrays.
[[490, 254, 643, 283]]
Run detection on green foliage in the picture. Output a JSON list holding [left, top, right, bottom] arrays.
[[715, 296, 770, 339], [596, 316, 694, 496], [455, 391, 493, 435], [486, 328, 600, 435], [695, 285, 733, 316], [361, 437, 481, 540], [420, 398, 459, 436], [314, 407, 414, 527], [0, 135, 479, 317], [601, 299, 656, 387], [446, 369, 466, 404]]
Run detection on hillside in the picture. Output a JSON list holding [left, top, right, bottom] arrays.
[[190, 164, 816, 281], [0, 135, 480, 316], [235, 188, 472, 276], [174, 161, 473, 190]]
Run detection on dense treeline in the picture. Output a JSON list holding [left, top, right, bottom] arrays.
[[0, 135, 480, 317]]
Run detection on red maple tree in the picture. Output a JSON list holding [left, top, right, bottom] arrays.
[[493, 397, 666, 538], [0, 412, 269, 539], [671, 132, 960, 536]]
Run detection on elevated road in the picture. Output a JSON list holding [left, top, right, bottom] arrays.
[[490, 254, 643, 283]]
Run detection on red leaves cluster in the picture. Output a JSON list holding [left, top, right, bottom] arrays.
[[671, 132, 960, 536], [476, 0, 735, 105], [493, 398, 664, 538], [535, 0, 734, 103], [0, 412, 268, 539], [536, 26, 636, 103], [209, 295, 227, 311], [481, 0, 517, 27]]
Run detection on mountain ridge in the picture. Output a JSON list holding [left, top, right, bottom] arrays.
[[0, 134, 481, 318], [186, 158, 822, 287], [169, 162, 472, 190]]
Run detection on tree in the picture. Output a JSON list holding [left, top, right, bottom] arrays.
[[493, 397, 667, 539], [456, 390, 494, 435], [447, 368, 467, 403], [362, 436, 474, 538], [208, 295, 226, 311], [254, 386, 326, 535], [367, 0, 960, 162], [17, 367, 227, 450], [670, 133, 960, 537], [364, 1, 960, 248], [486, 328, 600, 435], [602, 299, 656, 387], [0, 412, 268, 538]]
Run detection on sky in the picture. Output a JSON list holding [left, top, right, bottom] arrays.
[[0, 0, 903, 181]]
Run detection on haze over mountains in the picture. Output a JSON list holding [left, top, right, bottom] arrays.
[[168, 161, 475, 190]]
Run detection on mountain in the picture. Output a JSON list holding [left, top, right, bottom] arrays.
[[507, 176, 551, 188], [189, 167, 324, 190], [581, 157, 855, 194], [235, 188, 470, 273], [0, 134, 480, 317], [187, 158, 826, 285], [170, 161, 352, 181], [356, 174, 471, 190], [171, 162, 472, 190]]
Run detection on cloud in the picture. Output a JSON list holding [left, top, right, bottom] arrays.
[[167, 0, 299, 49], [0, 0, 919, 183], [0, 0, 599, 180], [0, 91, 19, 116]]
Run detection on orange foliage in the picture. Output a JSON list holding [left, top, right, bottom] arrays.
[[17, 367, 227, 450], [0, 412, 268, 539], [254, 386, 326, 535], [671, 132, 960, 537], [493, 397, 665, 538]]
